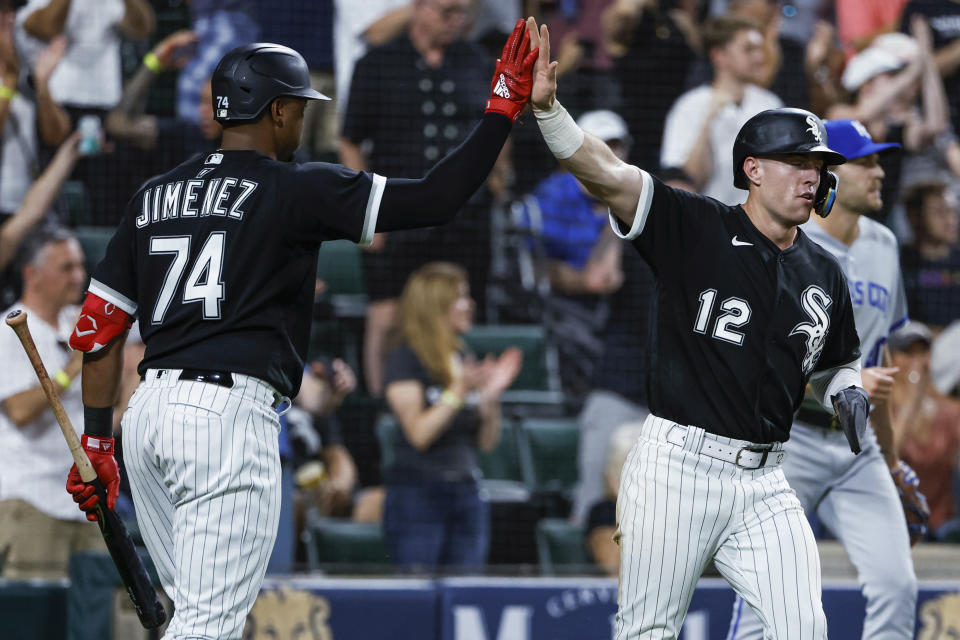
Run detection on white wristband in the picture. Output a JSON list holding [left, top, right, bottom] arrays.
[[533, 101, 584, 159]]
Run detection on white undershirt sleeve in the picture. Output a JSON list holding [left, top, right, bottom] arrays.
[[608, 168, 653, 241], [808, 359, 863, 411]]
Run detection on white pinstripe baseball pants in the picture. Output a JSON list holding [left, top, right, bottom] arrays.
[[123, 369, 282, 640], [614, 414, 826, 640]]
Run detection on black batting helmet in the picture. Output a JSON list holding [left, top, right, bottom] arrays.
[[732, 108, 846, 190], [211, 43, 329, 124]]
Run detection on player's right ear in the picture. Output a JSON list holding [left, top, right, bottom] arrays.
[[742, 156, 762, 188], [269, 99, 283, 127]]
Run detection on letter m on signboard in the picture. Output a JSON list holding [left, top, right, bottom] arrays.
[[453, 605, 532, 640]]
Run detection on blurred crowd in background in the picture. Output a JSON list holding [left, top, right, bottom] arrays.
[[1, 0, 960, 578]]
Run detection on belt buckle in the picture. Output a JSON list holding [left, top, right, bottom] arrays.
[[735, 447, 767, 470]]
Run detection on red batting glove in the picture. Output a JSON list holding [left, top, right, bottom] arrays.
[[485, 18, 539, 122], [65, 435, 120, 522]]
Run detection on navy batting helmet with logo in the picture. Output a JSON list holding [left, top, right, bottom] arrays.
[[211, 43, 329, 124], [732, 108, 847, 216]]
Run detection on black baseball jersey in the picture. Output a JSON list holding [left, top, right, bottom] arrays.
[[89, 150, 383, 397], [618, 172, 861, 443]]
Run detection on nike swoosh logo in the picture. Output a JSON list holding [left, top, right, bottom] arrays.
[[731, 235, 753, 247], [74, 327, 95, 337]]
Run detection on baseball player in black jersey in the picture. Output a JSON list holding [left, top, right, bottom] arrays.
[[61, 23, 538, 639], [527, 18, 869, 640]]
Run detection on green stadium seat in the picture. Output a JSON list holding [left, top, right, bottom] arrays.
[[521, 417, 579, 492], [316, 239, 367, 317], [463, 325, 563, 405], [536, 518, 591, 575], [61, 180, 91, 226], [303, 514, 391, 571], [74, 226, 115, 275], [477, 419, 531, 485]]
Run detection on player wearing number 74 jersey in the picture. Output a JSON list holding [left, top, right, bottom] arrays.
[[526, 17, 867, 640], [62, 24, 538, 640]]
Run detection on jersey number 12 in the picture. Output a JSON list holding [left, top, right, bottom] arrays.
[[693, 288, 752, 346], [149, 233, 225, 323]]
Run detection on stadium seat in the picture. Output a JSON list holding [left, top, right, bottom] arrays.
[[536, 518, 591, 575], [477, 418, 531, 485], [463, 324, 563, 405], [316, 239, 367, 317], [74, 226, 115, 275], [303, 514, 390, 571], [521, 417, 580, 493], [61, 180, 91, 226]]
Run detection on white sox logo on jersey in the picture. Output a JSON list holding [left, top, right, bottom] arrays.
[[790, 285, 833, 374]]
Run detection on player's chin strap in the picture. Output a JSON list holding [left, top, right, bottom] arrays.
[[813, 170, 838, 217]]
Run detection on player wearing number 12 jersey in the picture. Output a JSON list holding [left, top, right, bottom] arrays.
[[63, 26, 538, 640], [526, 16, 868, 639]]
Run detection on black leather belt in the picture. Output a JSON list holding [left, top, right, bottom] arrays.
[[178, 369, 234, 388], [796, 406, 840, 431]]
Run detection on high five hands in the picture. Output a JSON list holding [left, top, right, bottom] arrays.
[[485, 17, 567, 121], [485, 18, 540, 121]]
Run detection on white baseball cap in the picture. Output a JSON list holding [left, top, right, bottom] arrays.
[[577, 110, 630, 143], [871, 32, 920, 65], [842, 47, 905, 92]]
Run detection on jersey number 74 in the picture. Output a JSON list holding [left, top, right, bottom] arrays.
[[149, 232, 226, 324]]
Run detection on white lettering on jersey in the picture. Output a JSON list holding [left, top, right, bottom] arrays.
[[137, 188, 151, 228], [200, 178, 222, 216], [228, 180, 258, 220], [162, 181, 183, 221], [213, 178, 238, 216], [789, 285, 833, 375], [182, 180, 203, 217], [152, 185, 162, 222], [137, 177, 257, 228]]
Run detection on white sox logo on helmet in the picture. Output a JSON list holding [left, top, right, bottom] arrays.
[[805, 116, 823, 144], [790, 285, 832, 374]]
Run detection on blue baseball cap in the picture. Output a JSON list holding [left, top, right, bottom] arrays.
[[824, 119, 901, 160]]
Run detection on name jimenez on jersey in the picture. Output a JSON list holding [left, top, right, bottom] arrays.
[[135, 172, 259, 228]]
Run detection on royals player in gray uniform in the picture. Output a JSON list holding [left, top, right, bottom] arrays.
[[727, 120, 919, 639]]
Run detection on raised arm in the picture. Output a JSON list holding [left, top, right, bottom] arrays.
[[846, 62, 923, 124], [22, 0, 70, 41], [106, 30, 196, 150], [33, 36, 70, 147], [0, 132, 80, 270], [527, 17, 643, 229], [903, 16, 949, 152]]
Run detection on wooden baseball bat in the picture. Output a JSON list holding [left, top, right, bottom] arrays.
[[5, 309, 167, 629]]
